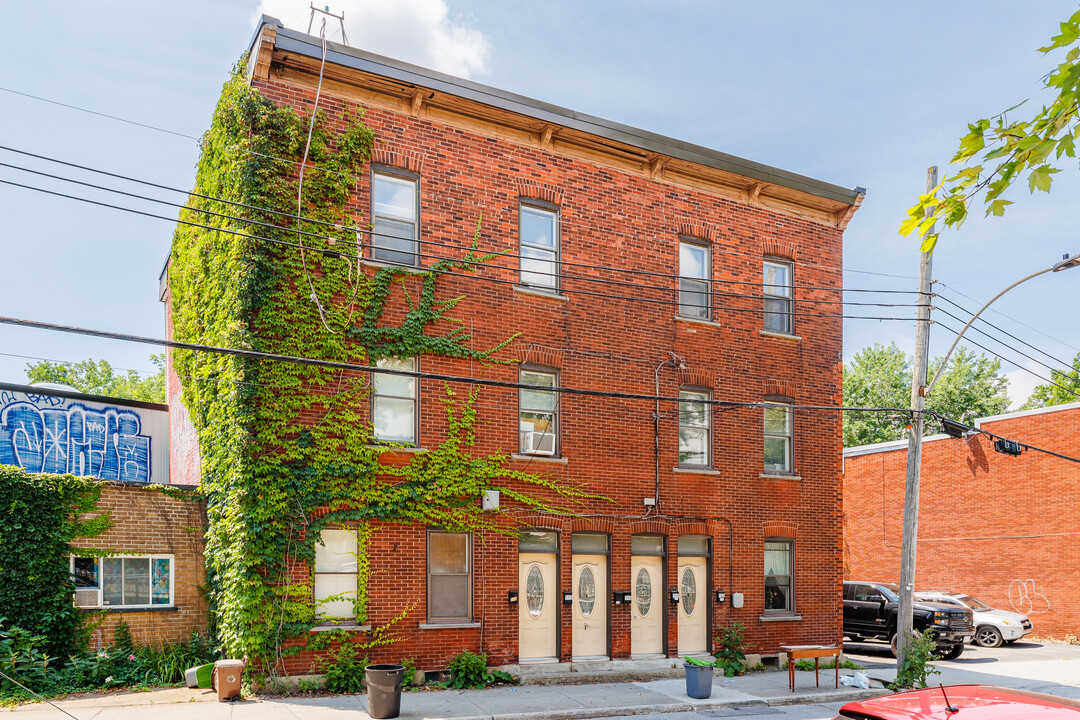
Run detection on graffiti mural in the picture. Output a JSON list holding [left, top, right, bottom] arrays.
[[0, 390, 153, 483]]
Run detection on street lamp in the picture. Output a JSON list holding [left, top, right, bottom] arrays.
[[895, 250, 1080, 665]]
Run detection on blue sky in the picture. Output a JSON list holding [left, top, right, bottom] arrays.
[[1, 0, 1078, 406]]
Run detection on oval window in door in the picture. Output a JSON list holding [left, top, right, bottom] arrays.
[[526, 565, 545, 618], [578, 566, 595, 617], [635, 568, 652, 616], [681, 567, 697, 615]]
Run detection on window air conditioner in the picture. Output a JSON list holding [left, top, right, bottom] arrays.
[[523, 431, 556, 456], [73, 588, 101, 608]]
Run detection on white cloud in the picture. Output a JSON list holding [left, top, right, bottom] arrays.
[[255, 0, 491, 78], [1005, 362, 1042, 409]]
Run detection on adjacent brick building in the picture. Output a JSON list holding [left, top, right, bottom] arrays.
[[843, 403, 1080, 640], [165, 16, 865, 672]]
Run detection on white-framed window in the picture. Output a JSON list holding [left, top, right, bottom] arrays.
[[519, 368, 558, 456], [71, 555, 174, 609], [314, 528, 358, 621], [371, 170, 419, 266], [679, 239, 711, 320], [763, 260, 793, 333], [427, 530, 472, 622], [764, 401, 793, 473], [764, 540, 793, 613], [372, 356, 417, 444], [678, 388, 710, 468], [520, 201, 560, 290]]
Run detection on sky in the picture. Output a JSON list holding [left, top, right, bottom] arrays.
[[1, 0, 1078, 408]]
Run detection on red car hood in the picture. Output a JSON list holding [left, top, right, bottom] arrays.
[[839, 686, 1080, 720]]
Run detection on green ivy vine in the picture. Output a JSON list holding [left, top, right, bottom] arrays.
[[169, 62, 597, 674], [0, 465, 111, 658]]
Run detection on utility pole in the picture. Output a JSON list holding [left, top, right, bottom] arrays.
[[896, 166, 937, 666]]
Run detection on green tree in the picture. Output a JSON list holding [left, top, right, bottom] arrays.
[[1021, 351, 1080, 408], [25, 354, 166, 403], [901, 10, 1080, 251], [844, 344, 1010, 446]]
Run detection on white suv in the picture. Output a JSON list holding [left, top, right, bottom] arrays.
[[916, 591, 1033, 648]]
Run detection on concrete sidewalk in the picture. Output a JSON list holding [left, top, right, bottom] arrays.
[[4, 667, 886, 719]]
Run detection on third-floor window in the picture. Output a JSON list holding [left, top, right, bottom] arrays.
[[371, 170, 419, 266], [678, 239, 711, 320], [519, 202, 560, 290]]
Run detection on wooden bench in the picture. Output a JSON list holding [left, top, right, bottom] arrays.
[[780, 645, 840, 692]]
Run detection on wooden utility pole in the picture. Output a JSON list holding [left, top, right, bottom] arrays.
[[897, 166, 937, 666]]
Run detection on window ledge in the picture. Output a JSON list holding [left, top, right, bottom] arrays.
[[674, 316, 720, 328], [760, 473, 801, 481], [761, 614, 802, 622], [309, 624, 371, 633], [513, 285, 568, 302], [361, 259, 425, 274], [672, 467, 721, 476], [367, 444, 427, 454], [512, 454, 568, 464], [86, 606, 178, 614], [419, 622, 481, 630], [759, 329, 802, 341]]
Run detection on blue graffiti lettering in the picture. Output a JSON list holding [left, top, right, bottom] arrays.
[[0, 397, 153, 483]]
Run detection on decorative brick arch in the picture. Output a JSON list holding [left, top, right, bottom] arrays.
[[675, 221, 717, 242], [371, 146, 424, 173], [679, 368, 712, 389], [674, 519, 710, 536], [571, 516, 613, 534], [762, 240, 796, 260], [764, 379, 796, 400], [514, 512, 567, 533], [516, 178, 563, 206], [514, 344, 565, 369], [629, 518, 669, 536], [763, 521, 798, 539]]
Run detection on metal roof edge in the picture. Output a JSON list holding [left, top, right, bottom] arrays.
[[269, 24, 862, 206], [0, 380, 169, 412], [843, 434, 951, 458], [974, 400, 1080, 429]]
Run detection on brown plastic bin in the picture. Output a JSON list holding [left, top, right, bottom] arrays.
[[212, 659, 245, 702]]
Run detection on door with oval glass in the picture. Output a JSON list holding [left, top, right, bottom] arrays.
[[631, 556, 663, 656], [518, 553, 557, 661], [677, 557, 708, 654], [571, 555, 607, 659]]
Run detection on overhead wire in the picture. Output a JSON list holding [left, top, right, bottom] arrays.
[[934, 306, 1069, 379], [937, 281, 1080, 355]]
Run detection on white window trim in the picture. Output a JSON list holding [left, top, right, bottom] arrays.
[[313, 528, 359, 622], [678, 238, 712, 321], [519, 367, 559, 457], [519, 200, 561, 291], [372, 356, 418, 445], [678, 387, 711, 469], [427, 530, 473, 623], [764, 539, 794, 614], [763, 400, 794, 474], [763, 259, 793, 334], [71, 555, 175, 610], [370, 168, 420, 267]]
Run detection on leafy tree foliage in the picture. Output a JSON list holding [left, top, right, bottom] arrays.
[[844, 344, 1010, 446], [902, 10, 1080, 251], [1021, 351, 1080, 408], [25, 355, 166, 404]]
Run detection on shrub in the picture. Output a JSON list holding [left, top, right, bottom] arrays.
[[321, 642, 368, 694], [891, 630, 941, 690], [0, 619, 51, 695], [399, 656, 418, 688], [794, 658, 863, 671], [712, 622, 747, 677], [446, 650, 490, 689]]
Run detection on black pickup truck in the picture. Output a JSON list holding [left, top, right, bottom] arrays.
[[843, 580, 974, 659]]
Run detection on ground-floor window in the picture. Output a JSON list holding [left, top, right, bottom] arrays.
[[71, 555, 173, 609], [764, 540, 793, 612], [428, 530, 472, 622], [314, 529, 358, 621]]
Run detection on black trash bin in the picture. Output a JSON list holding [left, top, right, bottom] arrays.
[[365, 664, 405, 719]]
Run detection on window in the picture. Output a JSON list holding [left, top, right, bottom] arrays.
[[314, 529, 358, 620], [678, 388, 710, 467], [519, 202, 559, 290], [427, 531, 471, 622], [764, 540, 792, 612], [763, 260, 793, 333], [371, 170, 418, 266], [678, 239, 711, 320], [519, 369, 557, 455], [372, 357, 416, 444], [763, 401, 792, 473], [70, 555, 173, 609]]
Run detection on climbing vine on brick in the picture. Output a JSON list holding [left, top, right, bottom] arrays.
[[168, 63, 596, 673], [0, 465, 111, 658]]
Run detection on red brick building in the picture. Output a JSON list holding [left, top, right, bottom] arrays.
[[843, 403, 1080, 640], [166, 16, 864, 672]]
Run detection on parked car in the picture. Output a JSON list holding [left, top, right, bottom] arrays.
[[843, 580, 974, 659], [834, 684, 1080, 719], [916, 590, 1033, 648]]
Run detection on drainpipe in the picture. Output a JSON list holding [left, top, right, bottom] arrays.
[[652, 352, 687, 514]]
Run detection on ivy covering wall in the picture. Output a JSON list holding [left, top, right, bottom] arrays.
[[0, 465, 110, 657], [169, 65, 594, 672]]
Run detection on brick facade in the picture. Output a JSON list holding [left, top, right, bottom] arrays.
[[843, 403, 1080, 640], [72, 483, 208, 648], [167, 18, 864, 673]]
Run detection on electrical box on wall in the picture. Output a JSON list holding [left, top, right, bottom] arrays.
[[732, 592, 744, 609], [482, 490, 500, 511]]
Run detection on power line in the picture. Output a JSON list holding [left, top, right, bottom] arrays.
[[0, 86, 199, 140], [0, 313, 920, 415], [927, 411, 1080, 465], [0, 351, 159, 376], [0, 144, 915, 298], [937, 281, 1080, 355], [934, 306, 1068, 379], [0, 177, 914, 322]]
